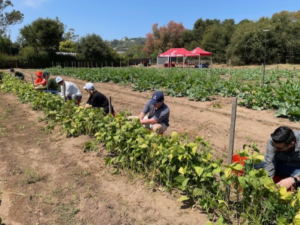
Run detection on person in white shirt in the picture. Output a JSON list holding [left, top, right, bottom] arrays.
[[55, 76, 82, 105]]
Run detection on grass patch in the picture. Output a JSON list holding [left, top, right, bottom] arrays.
[[83, 140, 99, 152], [22, 167, 44, 184], [56, 204, 80, 225]]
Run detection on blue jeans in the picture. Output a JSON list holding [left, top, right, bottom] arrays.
[[44, 90, 58, 95]]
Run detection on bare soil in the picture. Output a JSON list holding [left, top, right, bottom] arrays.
[[1, 66, 299, 224]]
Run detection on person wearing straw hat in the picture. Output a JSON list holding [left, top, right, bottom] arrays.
[[55, 76, 82, 105], [83, 82, 114, 115]]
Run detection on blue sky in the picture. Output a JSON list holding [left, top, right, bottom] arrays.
[[5, 0, 300, 42]]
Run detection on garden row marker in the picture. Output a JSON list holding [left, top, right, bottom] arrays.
[[30, 74, 34, 87], [229, 59, 231, 78], [109, 96, 112, 114], [226, 97, 238, 203]]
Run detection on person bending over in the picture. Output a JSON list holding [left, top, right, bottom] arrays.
[[83, 82, 114, 115], [55, 76, 82, 105], [264, 126, 300, 189], [34, 72, 60, 94]]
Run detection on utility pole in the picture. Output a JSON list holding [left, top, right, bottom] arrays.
[[263, 30, 270, 85]]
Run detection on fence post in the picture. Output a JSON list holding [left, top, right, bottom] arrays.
[[229, 59, 231, 78], [111, 62, 113, 67], [226, 97, 238, 203], [109, 96, 112, 114]]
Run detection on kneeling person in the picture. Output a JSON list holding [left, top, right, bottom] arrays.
[[56, 76, 82, 104], [139, 91, 170, 134], [264, 126, 300, 189], [83, 82, 114, 115], [34, 72, 60, 94]]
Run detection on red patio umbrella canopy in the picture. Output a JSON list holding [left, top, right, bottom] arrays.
[[158, 48, 194, 57], [190, 47, 212, 56]]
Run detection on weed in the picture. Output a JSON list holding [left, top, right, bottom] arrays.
[[36, 138, 44, 146], [9, 163, 24, 175], [211, 100, 223, 108], [0, 124, 5, 136], [56, 204, 80, 225], [37, 116, 44, 122], [81, 170, 90, 176], [22, 167, 44, 184], [83, 140, 99, 152], [18, 125, 25, 130]]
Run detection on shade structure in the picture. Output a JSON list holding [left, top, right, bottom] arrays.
[[158, 48, 194, 57], [190, 47, 212, 56]]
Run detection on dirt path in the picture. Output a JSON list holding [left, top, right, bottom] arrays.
[[0, 92, 209, 224]]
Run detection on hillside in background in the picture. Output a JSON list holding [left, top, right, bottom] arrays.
[[108, 37, 146, 53]]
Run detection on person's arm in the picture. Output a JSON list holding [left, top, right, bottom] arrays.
[[140, 116, 157, 124], [59, 85, 65, 99], [34, 85, 46, 90], [264, 139, 276, 178], [139, 101, 157, 124], [38, 78, 47, 86]]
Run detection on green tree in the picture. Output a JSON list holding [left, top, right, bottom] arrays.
[[192, 18, 220, 45], [269, 11, 300, 63], [63, 28, 78, 42], [226, 19, 269, 65], [78, 33, 118, 62], [180, 30, 198, 50], [59, 40, 76, 52], [200, 19, 235, 63], [0, 0, 24, 35], [19, 17, 64, 56], [0, 35, 12, 54], [125, 44, 145, 59]]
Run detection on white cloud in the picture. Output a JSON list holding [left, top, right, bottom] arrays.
[[22, 0, 49, 8]]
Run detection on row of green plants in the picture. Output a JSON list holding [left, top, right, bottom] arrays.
[[2, 74, 300, 224], [45, 66, 300, 121]]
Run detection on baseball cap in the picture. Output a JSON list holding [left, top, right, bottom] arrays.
[[55, 76, 63, 83], [150, 91, 164, 105], [83, 82, 95, 90], [35, 71, 42, 77]]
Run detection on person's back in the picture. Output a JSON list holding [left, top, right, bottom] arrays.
[[46, 78, 60, 92], [63, 81, 81, 97]]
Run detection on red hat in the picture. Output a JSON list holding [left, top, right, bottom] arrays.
[[35, 71, 42, 77]]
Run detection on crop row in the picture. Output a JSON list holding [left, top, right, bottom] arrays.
[[45, 66, 300, 121], [2, 73, 300, 224]]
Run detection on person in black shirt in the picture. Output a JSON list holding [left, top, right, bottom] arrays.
[[83, 82, 114, 115]]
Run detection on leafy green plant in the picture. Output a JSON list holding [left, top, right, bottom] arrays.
[[4, 72, 300, 224]]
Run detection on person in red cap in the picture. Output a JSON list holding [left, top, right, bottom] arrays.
[[34, 70, 46, 86], [129, 91, 170, 134]]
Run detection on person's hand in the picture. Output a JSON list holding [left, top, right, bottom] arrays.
[[34, 87, 39, 90], [277, 177, 295, 189]]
